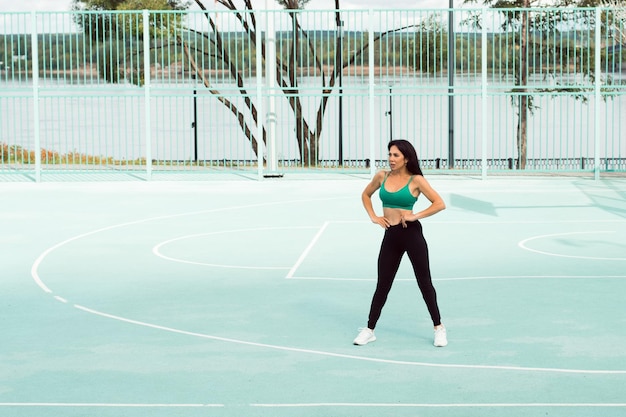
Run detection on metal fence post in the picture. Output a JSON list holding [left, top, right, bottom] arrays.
[[31, 11, 41, 182], [448, 0, 455, 170], [143, 9, 152, 180], [256, 10, 264, 180], [368, 9, 376, 177], [481, 7, 488, 180], [265, 3, 278, 174], [594, 7, 601, 180], [337, 16, 344, 167]]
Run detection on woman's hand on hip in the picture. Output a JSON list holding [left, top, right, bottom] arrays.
[[372, 216, 391, 229], [401, 213, 418, 228]]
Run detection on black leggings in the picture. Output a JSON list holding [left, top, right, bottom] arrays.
[[367, 221, 442, 329]]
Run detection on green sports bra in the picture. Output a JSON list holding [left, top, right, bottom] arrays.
[[379, 173, 417, 210]]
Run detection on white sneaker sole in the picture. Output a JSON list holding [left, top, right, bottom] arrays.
[[353, 336, 376, 346]]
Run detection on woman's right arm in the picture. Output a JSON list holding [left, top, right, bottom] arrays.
[[362, 171, 390, 229]]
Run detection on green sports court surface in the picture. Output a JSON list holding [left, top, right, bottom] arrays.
[[1, 174, 625, 417]]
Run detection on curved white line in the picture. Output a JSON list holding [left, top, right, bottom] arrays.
[[518, 231, 626, 261], [74, 304, 626, 375], [152, 226, 318, 270]]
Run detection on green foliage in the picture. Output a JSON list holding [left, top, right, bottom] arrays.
[[72, 0, 189, 11], [275, 0, 312, 9], [71, 0, 190, 84], [73, 0, 189, 40], [460, 0, 622, 169]]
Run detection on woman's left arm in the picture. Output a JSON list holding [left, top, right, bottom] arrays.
[[403, 175, 446, 224]]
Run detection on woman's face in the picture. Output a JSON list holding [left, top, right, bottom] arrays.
[[388, 145, 407, 171]]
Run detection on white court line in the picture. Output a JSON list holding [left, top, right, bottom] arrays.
[[288, 275, 626, 282], [152, 226, 318, 270], [72, 304, 626, 375], [519, 231, 626, 261], [3, 402, 624, 409], [286, 221, 329, 279], [424, 219, 626, 224], [252, 402, 626, 408], [330, 219, 626, 224], [0, 403, 221, 408]]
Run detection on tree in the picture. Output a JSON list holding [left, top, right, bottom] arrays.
[[72, 0, 190, 83], [73, 0, 448, 167], [72, 0, 189, 40], [196, 0, 442, 166], [462, 0, 610, 169], [411, 13, 447, 73]]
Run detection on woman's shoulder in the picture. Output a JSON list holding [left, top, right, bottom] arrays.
[[374, 169, 389, 180], [408, 173, 426, 186], [411, 174, 435, 191], [367, 169, 388, 187]]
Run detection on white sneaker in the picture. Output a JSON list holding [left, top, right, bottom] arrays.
[[434, 325, 448, 347], [353, 328, 376, 345]]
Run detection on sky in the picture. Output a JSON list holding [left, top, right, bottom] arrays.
[[0, 0, 463, 13]]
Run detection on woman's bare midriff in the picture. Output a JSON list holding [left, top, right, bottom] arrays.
[[383, 207, 413, 226]]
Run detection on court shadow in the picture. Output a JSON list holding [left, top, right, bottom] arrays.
[[575, 180, 626, 220], [450, 193, 498, 217]]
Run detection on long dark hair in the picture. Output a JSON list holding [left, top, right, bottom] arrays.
[[388, 139, 423, 176]]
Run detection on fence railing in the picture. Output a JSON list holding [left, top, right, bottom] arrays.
[[1, 7, 625, 180]]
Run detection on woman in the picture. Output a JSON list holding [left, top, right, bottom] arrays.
[[354, 139, 447, 347]]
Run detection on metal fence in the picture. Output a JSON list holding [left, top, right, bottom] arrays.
[[1, 7, 625, 180]]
